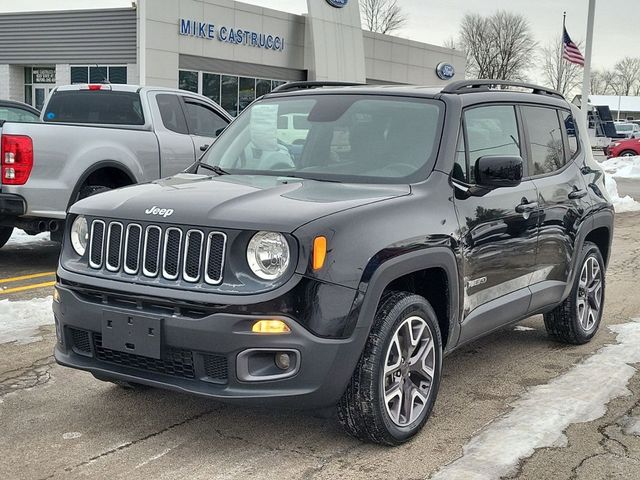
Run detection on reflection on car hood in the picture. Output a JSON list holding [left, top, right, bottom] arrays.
[[70, 173, 411, 232]]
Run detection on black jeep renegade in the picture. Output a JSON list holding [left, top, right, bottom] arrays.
[[54, 80, 614, 445]]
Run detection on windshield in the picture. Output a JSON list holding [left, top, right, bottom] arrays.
[[200, 94, 444, 183], [616, 124, 633, 132], [0, 106, 39, 123]]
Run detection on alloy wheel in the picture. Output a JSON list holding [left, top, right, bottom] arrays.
[[382, 315, 436, 426], [577, 256, 603, 332]]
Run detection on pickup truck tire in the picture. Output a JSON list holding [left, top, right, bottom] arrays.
[[78, 185, 111, 201], [0, 226, 13, 248], [337, 291, 442, 445], [544, 241, 605, 344]]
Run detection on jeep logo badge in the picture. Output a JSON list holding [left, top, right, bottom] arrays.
[[145, 206, 174, 218]]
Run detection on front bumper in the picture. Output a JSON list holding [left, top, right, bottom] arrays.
[[53, 281, 364, 408], [0, 193, 26, 217]]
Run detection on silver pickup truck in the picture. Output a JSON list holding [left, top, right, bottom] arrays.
[[0, 84, 231, 248]]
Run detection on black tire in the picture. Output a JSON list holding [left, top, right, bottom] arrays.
[[337, 291, 443, 445], [619, 150, 637, 157], [544, 241, 605, 344], [78, 185, 111, 201], [91, 373, 149, 390], [0, 226, 14, 249]]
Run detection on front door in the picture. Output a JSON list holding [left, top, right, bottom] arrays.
[[180, 97, 229, 159], [33, 84, 55, 111], [452, 104, 540, 343]]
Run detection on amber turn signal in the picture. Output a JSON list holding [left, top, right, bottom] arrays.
[[251, 319, 291, 334], [313, 236, 327, 271]]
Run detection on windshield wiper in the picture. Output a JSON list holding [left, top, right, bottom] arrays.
[[193, 162, 229, 176]]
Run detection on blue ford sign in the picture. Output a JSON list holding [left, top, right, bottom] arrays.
[[326, 0, 349, 7], [436, 62, 456, 80], [179, 19, 285, 52]]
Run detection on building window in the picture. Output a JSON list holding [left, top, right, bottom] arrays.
[[70, 65, 128, 84], [178, 70, 289, 116], [178, 70, 198, 93]]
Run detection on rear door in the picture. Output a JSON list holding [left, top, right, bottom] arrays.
[[522, 106, 591, 310], [453, 104, 540, 343], [181, 97, 230, 157], [149, 92, 196, 177]]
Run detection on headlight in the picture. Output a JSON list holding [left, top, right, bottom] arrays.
[[70, 215, 88, 256], [246, 231, 290, 280]]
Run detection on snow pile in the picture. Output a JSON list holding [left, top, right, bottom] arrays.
[[600, 156, 640, 179], [604, 175, 640, 213], [431, 319, 640, 480], [6, 229, 51, 246], [0, 296, 54, 345]]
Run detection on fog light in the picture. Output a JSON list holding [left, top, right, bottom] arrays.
[[251, 319, 290, 334], [53, 286, 61, 303], [275, 352, 291, 370]]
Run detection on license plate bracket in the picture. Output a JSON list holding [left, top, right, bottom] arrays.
[[101, 311, 162, 359]]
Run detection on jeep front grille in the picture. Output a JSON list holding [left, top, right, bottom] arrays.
[[88, 220, 226, 286]]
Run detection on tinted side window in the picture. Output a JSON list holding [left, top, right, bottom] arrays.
[[184, 101, 229, 137], [453, 128, 467, 182], [156, 94, 188, 134], [560, 110, 579, 159], [0, 107, 39, 123], [464, 106, 521, 184], [522, 106, 565, 175]]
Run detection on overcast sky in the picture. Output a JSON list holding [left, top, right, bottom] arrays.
[[4, 0, 639, 72]]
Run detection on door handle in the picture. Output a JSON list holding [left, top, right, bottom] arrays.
[[200, 144, 209, 152], [568, 189, 587, 199], [515, 200, 539, 214]]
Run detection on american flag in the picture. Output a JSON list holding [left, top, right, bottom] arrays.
[[563, 27, 585, 66]]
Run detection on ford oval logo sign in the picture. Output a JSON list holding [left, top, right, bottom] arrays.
[[326, 0, 348, 7], [436, 62, 456, 80]]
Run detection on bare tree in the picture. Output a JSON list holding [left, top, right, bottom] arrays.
[[541, 36, 582, 96], [360, 0, 406, 35], [613, 57, 640, 96], [457, 11, 537, 81], [601, 70, 621, 95], [590, 70, 606, 95]]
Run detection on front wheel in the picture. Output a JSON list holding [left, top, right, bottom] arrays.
[[337, 291, 442, 445], [620, 150, 638, 157], [544, 241, 605, 344]]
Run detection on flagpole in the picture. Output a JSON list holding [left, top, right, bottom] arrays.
[[559, 11, 566, 92], [580, 0, 596, 124]]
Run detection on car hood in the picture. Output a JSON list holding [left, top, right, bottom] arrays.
[[71, 173, 411, 232]]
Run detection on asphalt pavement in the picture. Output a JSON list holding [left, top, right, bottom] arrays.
[[1, 199, 639, 479]]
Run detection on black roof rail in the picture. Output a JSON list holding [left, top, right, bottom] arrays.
[[441, 80, 564, 99], [270, 81, 363, 93]]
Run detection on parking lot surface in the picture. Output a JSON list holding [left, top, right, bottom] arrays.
[[1, 212, 640, 480]]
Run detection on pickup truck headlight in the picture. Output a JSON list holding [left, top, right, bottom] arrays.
[[70, 215, 88, 256], [246, 231, 290, 280]]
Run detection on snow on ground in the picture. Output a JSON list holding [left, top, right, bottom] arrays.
[[600, 156, 640, 179], [513, 326, 535, 332], [0, 296, 54, 345], [6, 229, 51, 246], [604, 175, 640, 213], [598, 155, 640, 213], [431, 319, 640, 480]]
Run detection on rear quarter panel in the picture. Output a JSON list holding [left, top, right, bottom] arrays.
[[1, 122, 159, 218]]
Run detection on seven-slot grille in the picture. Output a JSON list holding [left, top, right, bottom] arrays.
[[88, 219, 226, 285]]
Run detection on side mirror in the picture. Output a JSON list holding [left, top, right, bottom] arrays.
[[475, 155, 523, 188]]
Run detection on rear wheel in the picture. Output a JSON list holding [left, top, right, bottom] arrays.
[[78, 185, 111, 201], [544, 242, 605, 344], [337, 291, 442, 445], [0, 226, 14, 249]]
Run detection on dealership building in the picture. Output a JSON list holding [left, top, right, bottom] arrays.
[[0, 0, 465, 116]]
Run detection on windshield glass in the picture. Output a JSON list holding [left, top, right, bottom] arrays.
[[200, 94, 444, 183], [616, 124, 632, 132]]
